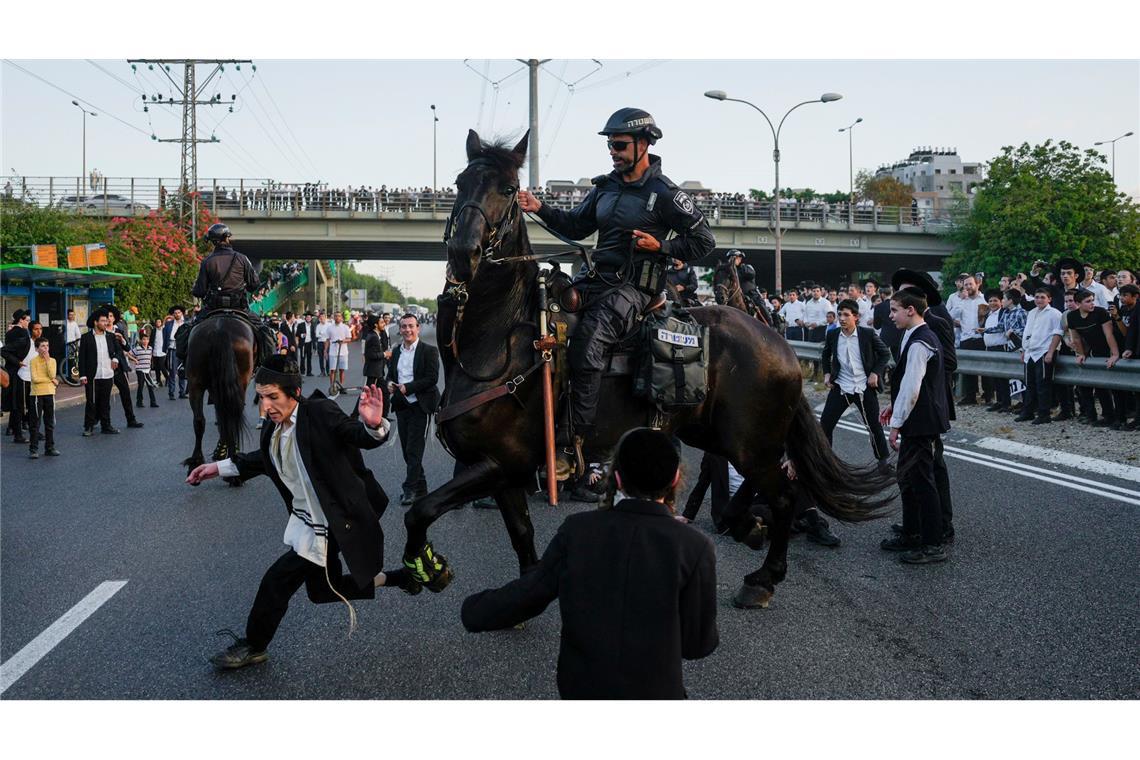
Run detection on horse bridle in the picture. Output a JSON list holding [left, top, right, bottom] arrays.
[[442, 186, 520, 265]]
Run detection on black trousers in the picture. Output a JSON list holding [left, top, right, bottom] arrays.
[[84, 378, 114, 431], [301, 342, 314, 375], [898, 434, 943, 546], [153, 354, 169, 386], [135, 370, 157, 406], [933, 437, 953, 534], [818, 385, 889, 461], [1077, 383, 1128, 423], [113, 370, 137, 424], [785, 326, 805, 341], [6, 374, 29, 436], [245, 547, 375, 652], [987, 346, 1012, 407], [167, 353, 187, 397], [807, 326, 827, 343], [395, 403, 430, 496], [1023, 356, 1054, 419], [567, 285, 650, 435], [682, 452, 730, 529], [28, 395, 55, 450], [959, 337, 986, 401]]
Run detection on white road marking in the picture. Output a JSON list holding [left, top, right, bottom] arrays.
[[831, 421, 1140, 507], [0, 580, 127, 696], [972, 437, 1140, 484]]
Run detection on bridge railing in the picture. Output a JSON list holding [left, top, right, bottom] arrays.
[[1, 176, 964, 232], [786, 340, 1140, 393]]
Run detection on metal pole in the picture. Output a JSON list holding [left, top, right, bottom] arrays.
[[81, 111, 87, 193], [529, 60, 539, 191], [774, 144, 782, 292], [848, 127, 853, 223], [431, 104, 438, 213]]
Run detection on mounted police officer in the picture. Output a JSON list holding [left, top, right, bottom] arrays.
[[184, 223, 275, 364], [518, 107, 716, 479], [727, 249, 767, 313], [666, 258, 700, 306]]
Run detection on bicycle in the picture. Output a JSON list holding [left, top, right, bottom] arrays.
[[59, 339, 81, 386]]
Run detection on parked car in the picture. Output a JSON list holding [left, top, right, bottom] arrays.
[[56, 194, 151, 214]]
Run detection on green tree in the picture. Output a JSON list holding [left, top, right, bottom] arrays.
[[748, 188, 770, 201], [855, 170, 914, 208], [941, 139, 1140, 289]]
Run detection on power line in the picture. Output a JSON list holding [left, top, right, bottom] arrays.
[[575, 60, 667, 92], [3, 59, 151, 136], [86, 60, 143, 95], [235, 72, 312, 179], [255, 75, 320, 178]]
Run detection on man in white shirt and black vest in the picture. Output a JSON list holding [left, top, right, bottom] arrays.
[[187, 355, 414, 670], [878, 287, 951, 565]]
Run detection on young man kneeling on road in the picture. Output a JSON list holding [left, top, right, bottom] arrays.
[[187, 355, 416, 670]]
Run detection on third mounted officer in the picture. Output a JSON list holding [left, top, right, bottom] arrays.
[[518, 107, 716, 478], [185, 223, 276, 363]]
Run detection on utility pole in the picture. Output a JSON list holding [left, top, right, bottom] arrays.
[[128, 59, 251, 240], [517, 59, 551, 191]]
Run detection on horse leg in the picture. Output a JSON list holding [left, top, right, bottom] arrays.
[[403, 458, 503, 592], [182, 384, 207, 473], [732, 458, 796, 609], [494, 485, 539, 575]]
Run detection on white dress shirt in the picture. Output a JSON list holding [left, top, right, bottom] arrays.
[[803, 297, 832, 327], [889, 324, 935, 429], [314, 321, 330, 342], [834, 328, 868, 394], [65, 319, 82, 343], [1084, 281, 1110, 309], [152, 324, 166, 357], [1022, 305, 1063, 363], [857, 296, 874, 328], [952, 293, 986, 338], [397, 339, 419, 404], [168, 318, 184, 349], [93, 331, 115, 380], [216, 405, 389, 566], [17, 340, 35, 382], [779, 300, 805, 327]]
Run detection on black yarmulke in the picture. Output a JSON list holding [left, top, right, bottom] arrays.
[[613, 428, 679, 492]]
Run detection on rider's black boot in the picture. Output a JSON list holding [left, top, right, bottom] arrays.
[[554, 433, 587, 482]]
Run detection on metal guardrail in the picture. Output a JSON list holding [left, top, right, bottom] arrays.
[[2, 176, 961, 231], [786, 340, 1140, 393]]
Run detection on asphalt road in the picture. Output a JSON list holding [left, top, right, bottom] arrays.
[[2, 328, 1137, 700]]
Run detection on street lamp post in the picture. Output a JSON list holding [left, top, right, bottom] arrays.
[[704, 89, 842, 292], [431, 104, 439, 212], [838, 117, 863, 224], [1094, 131, 1134, 184], [71, 100, 97, 194]]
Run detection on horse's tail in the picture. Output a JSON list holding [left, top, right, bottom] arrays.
[[209, 325, 248, 456], [785, 395, 896, 522]]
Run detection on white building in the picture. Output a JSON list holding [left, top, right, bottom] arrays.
[[875, 147, 985, 215]]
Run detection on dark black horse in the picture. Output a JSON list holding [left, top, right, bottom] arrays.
[[181, 315, 254, 483], [401, 129, 894, 608]]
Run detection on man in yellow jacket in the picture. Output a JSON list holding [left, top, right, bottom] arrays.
[[28, 337, 60, 458]]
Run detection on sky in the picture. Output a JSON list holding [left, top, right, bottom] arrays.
[[3, 58, 1137, 296]]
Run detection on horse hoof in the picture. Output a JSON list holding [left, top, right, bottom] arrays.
[[732, 582, 773, 609], [426, 564, 454, 593]]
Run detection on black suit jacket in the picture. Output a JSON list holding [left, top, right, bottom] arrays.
[[78, 330, 119, 381], [291, 321, 307, 347], [820, 326, 891, 392], [461, 498, 719, 699], [386, 340, 440, 414], [229, 390, 390, 587], [363, 330, 389, 378], [2, 326, 30, 371]]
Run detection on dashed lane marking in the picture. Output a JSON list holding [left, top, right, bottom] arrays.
[[0, 581, 128, 696]]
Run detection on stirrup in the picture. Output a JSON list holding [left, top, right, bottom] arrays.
[[553, 435, 586, 482]]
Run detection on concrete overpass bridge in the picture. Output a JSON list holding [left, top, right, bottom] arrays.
[[7, 176, 959, 287]]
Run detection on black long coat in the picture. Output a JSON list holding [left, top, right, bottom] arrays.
[[363, 330, 388, 378], [77, 330, 118, 380], [230, 390, 390, 587], [461, 498, 719, 699]]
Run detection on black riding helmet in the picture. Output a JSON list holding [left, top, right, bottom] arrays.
[[206, 223, 232, 244], [725, 249, 743, 261], [599, 107, 662, 176]]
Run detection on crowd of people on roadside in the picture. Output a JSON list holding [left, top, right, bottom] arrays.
[[742, 262, 1139, 431], [251, 261, 308, 303]]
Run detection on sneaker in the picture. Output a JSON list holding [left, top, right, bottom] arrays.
[[46, 448, 61, 456], [169, 394, 176, 401], [900, 544, 949, 564], [1013, 413, 1035, 422], [102, 427, 121, 435], [472, 496, 498, 509], [83, 428, 94, 437], [890, 522, 904, 535], [179, 393, 188, 399], [150, 402, 160, 408], [881, 534, 919, 552], [1053, 411, 1073, 421], [985, 402, 1004, 412], [13, 436, 28, 444], [28, 450, 40, 459], [1031, 416, 1051, 425], [210, 639, 268, 670], [127, 421, 144, 429]]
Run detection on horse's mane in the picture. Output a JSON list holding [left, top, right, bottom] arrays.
[[471, 138, 526, 174]]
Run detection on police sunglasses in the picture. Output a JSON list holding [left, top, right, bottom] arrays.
[[606, 139, 632, 152]]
